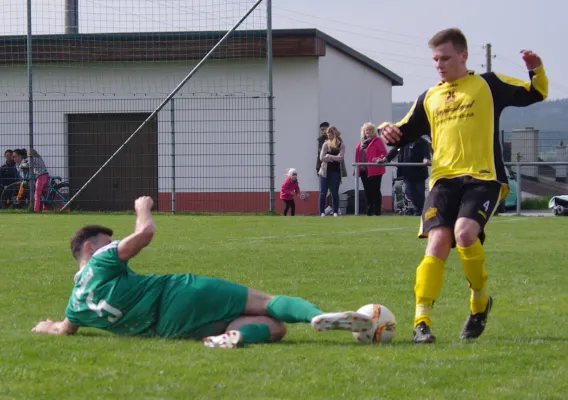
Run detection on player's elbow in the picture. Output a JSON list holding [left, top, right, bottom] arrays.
[[139, 227, 155, 247], [138, 222, 155, 242]]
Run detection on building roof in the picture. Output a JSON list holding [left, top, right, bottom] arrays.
[[0, 28, 403, 86], [290, 29, 403, 86]]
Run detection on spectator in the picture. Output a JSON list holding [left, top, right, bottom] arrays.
[[317, 122, 335, 213], [1, 149, 19, 189], [382, 136, 432, 215], [354, 123, 388, 216], [280, 168, 302, 216], [13, 148, 50, 212], [316, 122, 330, 175], [318, 126, 345, 217], [12, 149, 27, 179]]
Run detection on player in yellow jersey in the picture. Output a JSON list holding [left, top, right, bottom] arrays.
[[379, 28, 548, 343]]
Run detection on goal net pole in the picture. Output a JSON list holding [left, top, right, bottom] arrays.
[[61, 0, 266, 211]]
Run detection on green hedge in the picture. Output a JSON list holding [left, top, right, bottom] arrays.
[[521, 196, 552, 210]]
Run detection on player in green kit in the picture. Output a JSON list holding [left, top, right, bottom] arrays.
[[32, 196, 372, 349]]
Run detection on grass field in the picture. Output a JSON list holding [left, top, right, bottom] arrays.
[[1, 213, 567, 399]]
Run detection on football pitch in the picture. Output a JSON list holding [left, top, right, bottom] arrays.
[[1, 213, 567, 399]]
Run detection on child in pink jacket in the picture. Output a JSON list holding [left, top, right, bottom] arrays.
[[280, 168, 302, 216]]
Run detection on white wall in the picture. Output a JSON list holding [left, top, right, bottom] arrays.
[[0, 52, 394, 199], [0, 60, 271, 193], [272, 57, 320, 192], [317, 45, 394, 195]]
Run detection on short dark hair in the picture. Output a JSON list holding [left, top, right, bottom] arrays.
[[320, 122, 330, 128], [13, 149, 27, 158], [428, 28, 468, 52], [70, 225, 114, 260], [5, 149, 12, 154]]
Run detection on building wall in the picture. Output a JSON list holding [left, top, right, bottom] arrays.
[[0, 53, 395, 213], [317, 45, 394, 210], [0, 58, 320, 212]]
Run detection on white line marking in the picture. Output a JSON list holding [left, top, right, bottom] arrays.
[[241, 217, 525, 243], [0, 218, 527, 261], [243, 226, 409, 242]]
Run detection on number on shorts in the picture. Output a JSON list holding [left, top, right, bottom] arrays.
[[482, 200, 491, 212]]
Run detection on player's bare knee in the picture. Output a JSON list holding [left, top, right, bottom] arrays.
[[425, 226, 452, 260], [454, 219, 480, 247], [270, 321, 287, 342]]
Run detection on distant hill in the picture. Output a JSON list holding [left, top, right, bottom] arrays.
[[392, 98, 568, 132]]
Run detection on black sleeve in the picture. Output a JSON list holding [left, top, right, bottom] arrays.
[[385, 147, 400, 162], [379, 90, 431, 148], [418, 138, 431, 160], [482, 67, 548, 109]]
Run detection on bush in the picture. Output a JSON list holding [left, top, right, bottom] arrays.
[[521, 196, 551, 210]]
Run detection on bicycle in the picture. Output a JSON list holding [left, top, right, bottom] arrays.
[[0, 174, 70, 211]]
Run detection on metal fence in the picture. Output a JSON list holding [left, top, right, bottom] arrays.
[[501, 130, 568, 164], [0, 96, 271, 212], [0, 0, 274, 213], [353, 161, 568, 216]]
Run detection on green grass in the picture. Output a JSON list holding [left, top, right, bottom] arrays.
[[1, 214, 567, 399]]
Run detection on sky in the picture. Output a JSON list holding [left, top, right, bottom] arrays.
[[1, 0, 566, 102]]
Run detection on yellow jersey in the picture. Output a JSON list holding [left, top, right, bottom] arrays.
[[382, 65, 548, 190]]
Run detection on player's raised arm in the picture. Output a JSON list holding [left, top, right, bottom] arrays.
[[379, 91, 430, 148], [117, 196, 156, 261], [489, 50, 548, 107]]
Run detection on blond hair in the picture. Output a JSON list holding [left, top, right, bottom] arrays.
[[326, 126, 341, 151], [360, 122, 377, 139]]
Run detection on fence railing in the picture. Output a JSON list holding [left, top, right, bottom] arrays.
[[352, 161, 568, 216], [505, 162, 568, 215]]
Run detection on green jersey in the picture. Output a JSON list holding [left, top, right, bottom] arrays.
[[65, 241, 169, 337], [65, 240, 248, 339]]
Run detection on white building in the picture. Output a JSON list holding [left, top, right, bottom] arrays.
[[0, 29, 402, 213]]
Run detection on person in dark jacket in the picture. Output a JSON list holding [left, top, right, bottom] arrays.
[[0, 149, 19, 189], [316, 122, 330, 174], [381, 136, 431, 215]]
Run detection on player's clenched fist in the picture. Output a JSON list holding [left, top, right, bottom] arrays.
[[380, 124, 403, 145], [520, 49, 542, 71], [135, 196, 154, 211]]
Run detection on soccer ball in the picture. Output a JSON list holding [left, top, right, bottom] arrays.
[[352, 304, 397, 344]]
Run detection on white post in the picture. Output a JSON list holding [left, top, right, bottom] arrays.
[[354, 167, 360, 216]]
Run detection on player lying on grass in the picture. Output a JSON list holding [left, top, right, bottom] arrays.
[[32, 196, 372, 349]]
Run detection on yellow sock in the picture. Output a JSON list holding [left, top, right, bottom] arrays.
[[414, 255, 445, 327], [457, 239, 489, 314]]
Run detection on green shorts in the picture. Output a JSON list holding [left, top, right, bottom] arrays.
[[154, 274, 248, 339]]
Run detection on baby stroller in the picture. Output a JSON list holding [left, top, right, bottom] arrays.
[[392, 177, 416, 215]]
